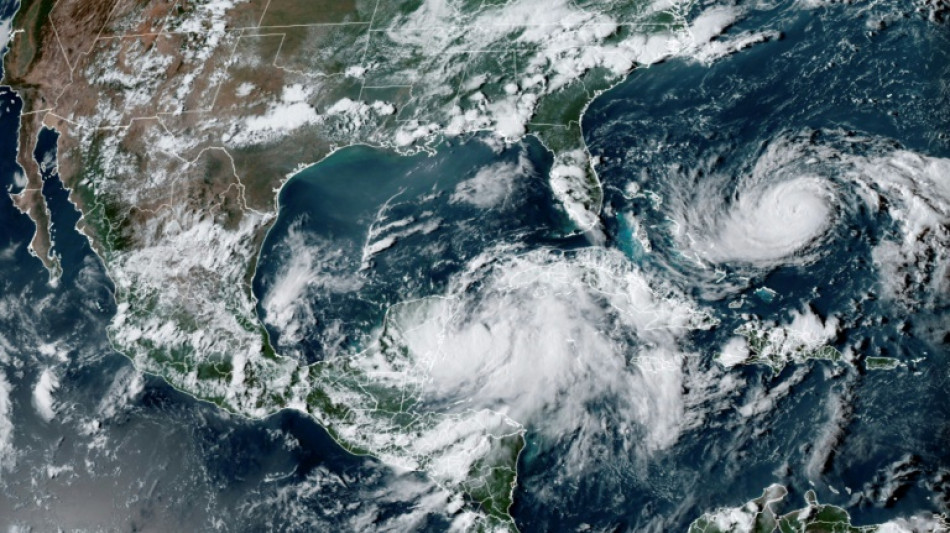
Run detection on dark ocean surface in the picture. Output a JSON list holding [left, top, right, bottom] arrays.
[[0, 0, 947, 530]]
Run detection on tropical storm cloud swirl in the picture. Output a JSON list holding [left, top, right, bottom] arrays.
[[253, 0, 950, 529], [0, 0, 948, 531]]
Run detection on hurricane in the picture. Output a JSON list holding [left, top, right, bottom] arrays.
[[1, 0, 948, 530], [683, 146, 839, 267]]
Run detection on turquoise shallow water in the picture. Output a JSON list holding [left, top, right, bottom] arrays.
[[552, 1, 950, 530], [254, 0, 950, 530], [0, 0, 947, 529], [0, 84, 431, 532], [253, 136, 573, 362]]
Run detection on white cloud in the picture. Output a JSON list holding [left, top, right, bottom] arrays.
[[864, 150, 950, 304], [326, 247, 719, 490], [877, 515, 950, 533], [235, 82, 255, 98], [719, 307, 840, 371], [96, 365, 144, 421], [664, 132, 950, 312], [718, 336, 751, 369], [691, 30, 782, 64], [0, 17, 12, 52], [0, 369, 14, 475], [262, 220, 362, 343], [549, 150, 602, 233], [227, 84, 323, 145], [450, 154, 533, 209], [379, 0, 765, 231], [243, 102, 321, 135], [704, 175, 834, 265], [32, 367, 59, 422], [681, 140, 838, 267], [690, 484, 787, 533]]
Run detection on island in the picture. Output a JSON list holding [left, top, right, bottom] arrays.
[[2, 0, 744, 527]]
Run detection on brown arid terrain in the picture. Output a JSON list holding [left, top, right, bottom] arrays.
[[1, 0, 739, 526]]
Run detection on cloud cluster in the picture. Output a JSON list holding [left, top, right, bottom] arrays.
[[322, 246, 724, 492]]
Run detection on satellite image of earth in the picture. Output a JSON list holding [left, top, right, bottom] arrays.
[[0, 0, 948, 530]]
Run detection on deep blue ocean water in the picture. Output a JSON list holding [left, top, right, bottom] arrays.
[[0, 2, 417, 528], [254, 138, 575, 362], [0, 0, 947, 530]]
